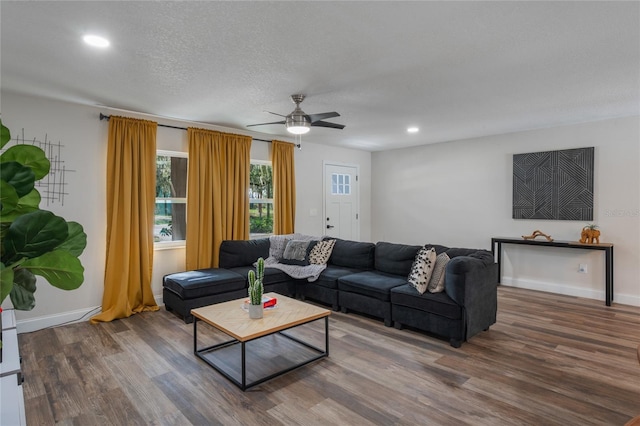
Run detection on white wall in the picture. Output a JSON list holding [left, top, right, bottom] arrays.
[[294, 142, 372, 241], [372, 116, 640, 306], [1, 92, 108, 331], [1, 91, 371, 330]]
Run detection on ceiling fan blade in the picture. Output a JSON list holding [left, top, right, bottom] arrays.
[[266, 111, 287, 118], [246, 120, 286, 127], [308, 112, 340, 123], [311, 120, 345, 130]]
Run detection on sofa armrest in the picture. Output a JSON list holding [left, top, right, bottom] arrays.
[[444, 253, 497, 306], [444, 253, 498, 339]]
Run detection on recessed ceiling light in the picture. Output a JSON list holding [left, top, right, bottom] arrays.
[[83, 34, 110, 48], [407, 127, 419, 133]]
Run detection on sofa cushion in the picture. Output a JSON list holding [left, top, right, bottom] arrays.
[[375, 242, 422, 276], [338, 271, 407, 301], [219, 238, 270, 268], [309, 239, 336, 265], [425, 244, 450, 255], [445, 248, 493, 264], [327, 238, 375, 270], [408, 247, 437, 294], [391, 284, 462, 320], [428, 252, 450, 293], [226, 266, 290, 285], [163, 269, 246, 299], [313, 265, 363, 289]]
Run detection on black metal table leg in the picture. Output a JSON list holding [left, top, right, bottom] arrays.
[[193, 317, 198, 354], [325, 316, 329, 356], [241, 341, 246, 391], [605, 246, 613, 306]]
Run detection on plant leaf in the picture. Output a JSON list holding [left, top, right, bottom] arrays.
[[0, 120, 10, 150], [0, 145, 50, 180], [0, 262, 14, 304], [9, 268, 37, 310], [2, 210, 68, 263], [55, 221, 87, 257], [21, 250, 84, 290], [0, 180, 19, 215], [0, 161, 36, 198], [0, 188, 41, 224]]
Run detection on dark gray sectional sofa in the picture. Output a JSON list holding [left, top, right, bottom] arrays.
[[163, 237, 498, 347]]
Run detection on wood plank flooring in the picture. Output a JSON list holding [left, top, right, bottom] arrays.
[[18, 287, 640, 425]]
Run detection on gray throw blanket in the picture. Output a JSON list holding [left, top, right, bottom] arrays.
[[264, 234, 327, 282], [263, 256, 327, 282]]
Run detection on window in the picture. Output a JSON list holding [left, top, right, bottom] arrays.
[[332, 173, 351, 195], [249, 162, 273, 237], [155, 151, 188, 246]]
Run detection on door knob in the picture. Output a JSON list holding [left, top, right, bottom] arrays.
[[326, 225, 335, 229]]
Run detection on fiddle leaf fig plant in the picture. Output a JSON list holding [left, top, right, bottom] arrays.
[[0, 119, 87, 311]]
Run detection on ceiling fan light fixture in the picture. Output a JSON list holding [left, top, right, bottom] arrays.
[[285, 110, 311, 134], [286, 123, 310, 135], [83, 34, 110, 48], [248, 94, 342, 134]]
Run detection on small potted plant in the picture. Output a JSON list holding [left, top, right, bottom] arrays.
[[580, 223, 601, 244], [247, 257, 265, 319]]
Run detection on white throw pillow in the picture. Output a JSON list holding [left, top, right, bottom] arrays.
[[308, 239, 336, 265], [407, 247, 437, 294], [427, 252, 450, 293]]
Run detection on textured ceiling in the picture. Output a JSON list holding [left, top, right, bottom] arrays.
[[1, 1, 638, 151]]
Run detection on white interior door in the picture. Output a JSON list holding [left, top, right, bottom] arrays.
[[324, 163, 359, 240]]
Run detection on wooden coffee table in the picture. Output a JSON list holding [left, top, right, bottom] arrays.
[[191, 292, 330, 391]]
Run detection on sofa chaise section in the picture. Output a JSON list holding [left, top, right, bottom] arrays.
[[163, 238, 296, 323], [163, 268, 247, 323]]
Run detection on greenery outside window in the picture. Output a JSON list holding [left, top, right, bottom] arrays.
[[250, 161, 273, 237], [155, 150, 187, 247]]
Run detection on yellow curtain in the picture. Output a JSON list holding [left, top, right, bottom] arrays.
[[186, 128, 251, 269], [91, 116, 159, 324], [272, 140, 296, 234]]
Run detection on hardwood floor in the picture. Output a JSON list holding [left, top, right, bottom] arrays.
[[18, 287, 640, 425]]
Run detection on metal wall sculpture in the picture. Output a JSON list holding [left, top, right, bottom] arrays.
[[513, 147, 594, 220], [5, 128, 75, 206]]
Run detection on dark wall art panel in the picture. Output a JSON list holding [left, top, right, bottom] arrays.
[[513, 147, 594, 220]]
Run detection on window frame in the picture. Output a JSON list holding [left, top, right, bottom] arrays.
[[154, 149, 188, 250], [249, 160, 274, 239], [331, 172, 351, 195]]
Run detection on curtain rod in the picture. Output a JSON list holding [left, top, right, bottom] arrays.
[[99, 113, 275, 144]]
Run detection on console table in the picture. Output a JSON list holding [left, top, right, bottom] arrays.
[[491, 237, 614, 306]]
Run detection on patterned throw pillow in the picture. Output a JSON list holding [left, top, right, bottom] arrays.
[[280, 240, 318, 266], [269, 234, 294, 260], [308, 239, 336, 265], [407, 247, 437, 294], [427, 252, 450, 293]]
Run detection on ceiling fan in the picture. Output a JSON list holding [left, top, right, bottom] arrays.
[[247, 94, 345, 135]]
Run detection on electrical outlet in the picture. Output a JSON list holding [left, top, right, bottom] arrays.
[[578, 264, 588, 273]]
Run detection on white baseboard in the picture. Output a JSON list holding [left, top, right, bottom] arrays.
[[15, 294, 165, 334], [16, 306, 102, 334], [500, 277, 640, 307]]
